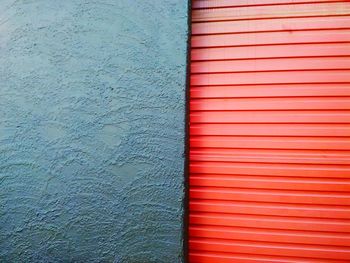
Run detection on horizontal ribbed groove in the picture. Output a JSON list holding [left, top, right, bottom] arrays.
[[190, 150, 350, 165], [191, 57, 350, 73], [190, 148, 350, 158], [190, 161, 350, 178], [189, 237, 350, 260], [192, 16, 350, 35], [190, 84, 350, 98], [190, 200, 350, 219], [192, 2, 350, 22], [191, 70, 350, 86], [190, 136, 350, 150], [190, 123, 350, 137], [191, 97, 350, 111], [190, 110, 350, 124], [190, 174, 350, 191], [190, 250, 349, 263], [189, 148, 350, 164], [193, 0, 345, 9], [190, 225, 350, 246], [190, 186, 350, 205], [191, 43, 350, 61], [192, 29, 350, 48], [190, 212, 350, 233]]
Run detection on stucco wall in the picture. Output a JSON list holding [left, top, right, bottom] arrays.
[[0, 1, 188, 262]]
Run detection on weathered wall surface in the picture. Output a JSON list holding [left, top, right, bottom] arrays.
[[0, 1, 188, 262]]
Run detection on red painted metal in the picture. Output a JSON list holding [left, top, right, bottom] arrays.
[[189, 0, 350, 262]]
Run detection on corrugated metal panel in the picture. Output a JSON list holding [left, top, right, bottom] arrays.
[[189, 1, 350, 262]]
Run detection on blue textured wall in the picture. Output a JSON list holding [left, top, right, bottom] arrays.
[[0, 1, 188, 262]]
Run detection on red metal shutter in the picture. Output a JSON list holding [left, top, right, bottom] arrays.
[[189, 1, 350, 262]]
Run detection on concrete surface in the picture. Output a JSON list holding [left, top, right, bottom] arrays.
[[0, 1, 188, 262]]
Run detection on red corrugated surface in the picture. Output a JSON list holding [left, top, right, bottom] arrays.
[[189, 1, 350, 262]]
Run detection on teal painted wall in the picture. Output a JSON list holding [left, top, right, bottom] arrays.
[[0, 1, 188, 262]]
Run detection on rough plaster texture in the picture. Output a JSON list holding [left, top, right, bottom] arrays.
[[0, 1, 188, 262]]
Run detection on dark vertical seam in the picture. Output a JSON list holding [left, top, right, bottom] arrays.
[[182, 0, 192, 262]]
